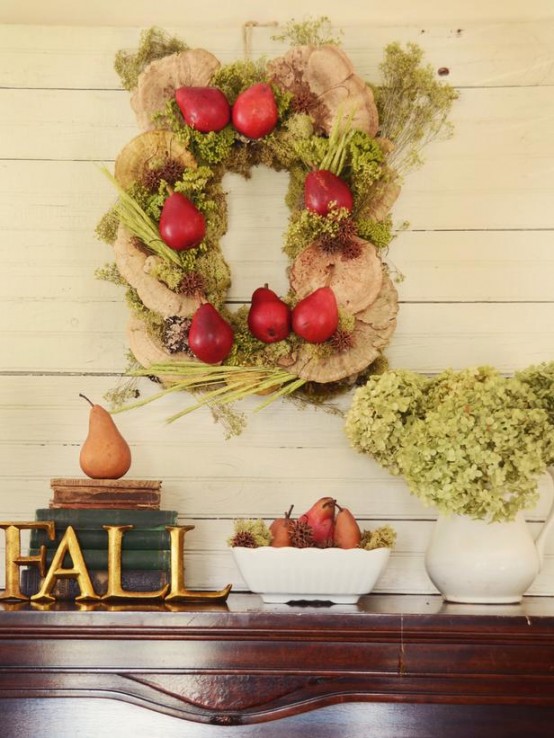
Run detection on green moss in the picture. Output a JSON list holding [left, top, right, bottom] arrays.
[[195, 251, 231, 308], [173, 165, 217, 201], [95, 207, 120, 245], [356, 216, 394, 249], [114, 27, 188, 91], [284, 164, 305, 211], [147, 260, 186, 290], [338, 310, 356, 333], [271, 16, 342, 47], [227, 519, 272, 547], [291, 131, 329, 170], [94, 262, 126, 286], [257, 119, 310, 171], [283, 207, 353, 259], [191, 126, 237, 165], [211, 59, 268, 104], [345, 131, 385, 205], [360, 525, 397, 550]]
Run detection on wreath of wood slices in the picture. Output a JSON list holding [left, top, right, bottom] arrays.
[[96, 25, 456, 429]]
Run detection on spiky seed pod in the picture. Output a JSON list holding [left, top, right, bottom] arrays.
[[316, 216, 361, 259], [142, 159, 186, 191], [228, 530, 258, 548], [289, 519, 315, 548], [178, 271, 206, 297], [329, 328, 355, 354]]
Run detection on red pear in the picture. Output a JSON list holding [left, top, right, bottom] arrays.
[[188, 303, 234, 364], [291, 286, 339, 344], [298, 496, 336, 548], [333, 504, 362, 549], [175, 86, 231, 133], [232, 83, 278, 139], [269, 505, 295, 547], [304, 170, 353, 216], [159, 192, 206, 251], [247, 285, 291, 343]]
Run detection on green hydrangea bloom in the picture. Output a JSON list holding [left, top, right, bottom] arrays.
[[345, 366, 554, 521]]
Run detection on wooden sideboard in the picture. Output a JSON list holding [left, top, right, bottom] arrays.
[[1, 594, 554, 737]]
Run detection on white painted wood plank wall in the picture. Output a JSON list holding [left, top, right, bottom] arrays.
[[1, 0, 553, 595]]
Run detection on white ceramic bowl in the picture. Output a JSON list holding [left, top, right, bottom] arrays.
[[231, 546, 391, 604]]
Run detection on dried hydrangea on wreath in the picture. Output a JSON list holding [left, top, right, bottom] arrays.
[[96, 20, 457, 434]]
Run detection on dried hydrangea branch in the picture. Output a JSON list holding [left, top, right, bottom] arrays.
[[375, 42, 458, 176]]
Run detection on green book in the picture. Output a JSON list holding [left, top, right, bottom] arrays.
[[29, 548, 172, 571], [35, 508, 178, 527], [21, 568, 169, 599], [30, 527, 171, 551]]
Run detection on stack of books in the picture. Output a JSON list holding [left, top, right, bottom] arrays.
[[22, 478, 177, 599]]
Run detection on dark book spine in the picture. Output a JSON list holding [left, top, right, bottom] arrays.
[[29, 548, 171, 571], [21, 568, 169, 599], [34, 508, 178, 526], [30, 527, 171, 550]]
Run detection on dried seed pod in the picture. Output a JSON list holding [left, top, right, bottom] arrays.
[[289, 519, 315, 548], [114, 130, 196, 189]]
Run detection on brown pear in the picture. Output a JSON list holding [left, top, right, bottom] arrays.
[[269, 505, 294, 547], [79, 394, 132, 479], [333, 504, 362, 549]]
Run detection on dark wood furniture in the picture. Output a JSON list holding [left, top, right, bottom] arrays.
[[1, 594, 554, 737]]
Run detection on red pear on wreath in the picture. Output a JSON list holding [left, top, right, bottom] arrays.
[[175, 86, 231, 133], [304, 169, 353, 216], [292, 286, 339, 344], [188, 303, 234, 364], [232, 83, 278, 139], [247, 284, 291, 343], [159, 192, 206, 251]]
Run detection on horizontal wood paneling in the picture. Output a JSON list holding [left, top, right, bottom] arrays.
[[1, 302, 552, 372], [2, 21, 554, 90]]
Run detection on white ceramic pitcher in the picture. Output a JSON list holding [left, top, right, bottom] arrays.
[[424, 469, 554, 604]]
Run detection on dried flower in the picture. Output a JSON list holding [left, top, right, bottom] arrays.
[[374, 42, 458, 175], [227, 519, 272, 548], [271, 17, 342, 47], [360, 525, 397, 550], [345, 366, 554, 521]]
